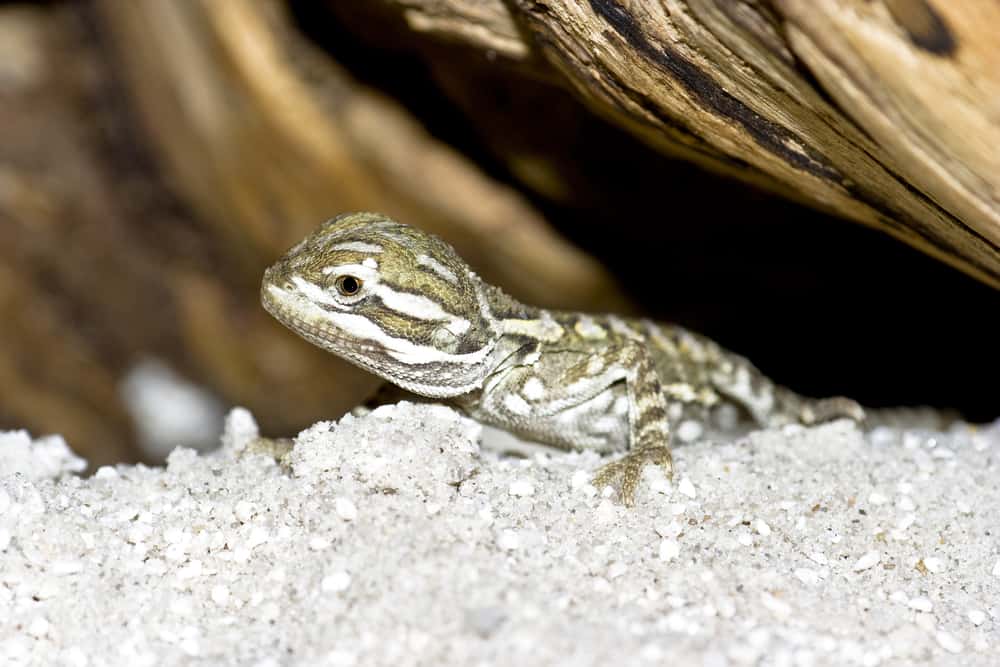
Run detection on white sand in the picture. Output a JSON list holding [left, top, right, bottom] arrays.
[[2, 403, 998, 666]]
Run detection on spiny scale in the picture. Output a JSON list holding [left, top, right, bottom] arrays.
[[262, 212, 864, 505]]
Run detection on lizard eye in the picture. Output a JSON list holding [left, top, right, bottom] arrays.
[[334, 275, 363, 296]]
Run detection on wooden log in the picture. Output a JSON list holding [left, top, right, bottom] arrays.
[[92, 0, 625, 312], [363, 0, 1000, 288], [0, 1, 630, 465], [3, 0, 996, 466], [0, 5, 143, 466], [91, 0, 633, 450]]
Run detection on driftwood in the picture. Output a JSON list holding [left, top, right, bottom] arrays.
[[356, 0, 1000, 288], [1, 1, 997, 466], [0, 1, 627, 465], [92, 1, 624, 312], [0, 5, 143, 465]]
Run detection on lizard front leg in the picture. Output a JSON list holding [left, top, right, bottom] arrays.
[[467, 340, 674, 506], [589, 341, 673, 506]]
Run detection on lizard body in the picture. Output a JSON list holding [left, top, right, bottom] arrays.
[[262, 212, 863, 504]]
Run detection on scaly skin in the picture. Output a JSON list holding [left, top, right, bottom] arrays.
[[262, 212, 864, 505]]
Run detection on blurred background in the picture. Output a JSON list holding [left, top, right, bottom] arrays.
[[1, 1, 997, 468]]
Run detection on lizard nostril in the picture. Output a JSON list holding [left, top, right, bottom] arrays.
[[263, 262, 291, 286]]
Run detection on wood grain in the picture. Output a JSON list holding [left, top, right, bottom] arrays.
[[364, 0, 1000, 287]]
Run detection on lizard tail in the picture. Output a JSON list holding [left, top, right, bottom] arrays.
[[707, 342, 952, 432], [771, 389, 965, 432], [710, 352, 866, 428], [759, 385, 865, 427]]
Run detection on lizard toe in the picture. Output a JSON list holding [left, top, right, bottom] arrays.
[[592, 445, 673, 506]]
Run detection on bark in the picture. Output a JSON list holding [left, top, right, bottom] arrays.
[[0, 1, 627, 465], [364, 0, 1000, 288], [2, 0, 997, 465]]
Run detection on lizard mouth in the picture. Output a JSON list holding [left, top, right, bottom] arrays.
[[260, 275, 491, 397], [260, 283, 384, 361]]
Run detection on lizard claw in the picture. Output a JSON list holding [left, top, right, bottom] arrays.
[[592, 445, 673, 506]]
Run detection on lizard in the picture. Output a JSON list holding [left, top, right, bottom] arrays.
[[261, 212, 864, 505]]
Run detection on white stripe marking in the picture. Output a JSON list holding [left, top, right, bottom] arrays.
[[592, 416, 620, 434], [290, 277, 343, 308], [502, 315, 563, 342], [265, 284, 491, 397], [445, 318, 471, 336], [416, 254, 459, 283], [285, 273, 474, 351], [721, 366, 774, 416], [607, 315, 641, 340], [330, 241, 383, 253], [522, 377, 546, 400], [586, 356, 605, 375], [575, 316, 607, 340], [307, 298, 489, 366], [664, 382, 697, 402], [320, 263, 380, 278], [371, 284, 469, 335], [637, 393, 664, 410], [504, 393, 531, 417]]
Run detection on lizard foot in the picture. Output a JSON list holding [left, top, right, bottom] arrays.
[[592, 445, 673, 507], [242, 436, 295, 471], [802, 397, 866, 424]]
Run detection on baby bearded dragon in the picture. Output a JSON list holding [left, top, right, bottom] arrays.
[[262, 212, 864, 505]]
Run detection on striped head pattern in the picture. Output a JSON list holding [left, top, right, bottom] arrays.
[[261, 212, 500, 397]]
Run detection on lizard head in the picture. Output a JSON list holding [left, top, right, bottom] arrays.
[[262, 212, 501, 397]]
